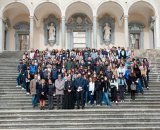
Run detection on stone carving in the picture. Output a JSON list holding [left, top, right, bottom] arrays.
[[44, 15, 59, 45], [103, 23, 111, 42], [98, 15, 115, 44], [66, 13, 92, 30], [14, 22, 30, 31], [48, 23, 56, 41], [130, 34, 136, 45]]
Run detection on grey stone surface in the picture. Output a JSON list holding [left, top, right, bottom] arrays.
[[0, 51, 160, 129]]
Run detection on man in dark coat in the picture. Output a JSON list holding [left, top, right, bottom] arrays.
[[63, 75, 75, 109], [74, 73, 85, 109]]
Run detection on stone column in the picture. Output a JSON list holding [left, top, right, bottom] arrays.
[[155, 16, 160, 48], [61, 16, 65, 49], [30, 16, 34, 50], [0, 17, 3, 52], [93, 16, 97, 49], [124, 15, 129, 48]]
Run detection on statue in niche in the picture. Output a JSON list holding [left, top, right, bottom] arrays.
[[103, 23, 111, 42], [48, 23, 56, 41], [130, 34, 136, 45]]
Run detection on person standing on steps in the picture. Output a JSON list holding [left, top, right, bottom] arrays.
[[55, 74, 65, 109], [30, 61, 37, 80], [74, 73, 85, 109], [118, 73, 125, 102], [39, 79, 48, 110], [48, 79, 55, 110], [129, 71, 137, 100], [16, 59, 27, 89], [134, 64, 144, 95], [30, 74, 39, 108], [63, 75, 75, 109], [143, 58, 150, 83]]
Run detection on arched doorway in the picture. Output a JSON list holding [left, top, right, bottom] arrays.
[[2, 2, 30, 51], [128, 1, 155, 49], [65, 1, 93, 49]]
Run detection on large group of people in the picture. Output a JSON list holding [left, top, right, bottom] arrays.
[[16, 46, 150, 110]]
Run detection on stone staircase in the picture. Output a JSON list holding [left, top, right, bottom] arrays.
[[0, 51, 160, 129], [135, 49, 160, 82]]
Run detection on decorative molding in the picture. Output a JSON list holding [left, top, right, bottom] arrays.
[[149, 16, 156, 30], [14, 22, 30, 31], [129, 22, 144, 32], [66, 13, 92, 31], [3, 17, 10, 30]]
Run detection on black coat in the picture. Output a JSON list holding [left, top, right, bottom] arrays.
[[39, 85, 48, 100], [95, 80, 103, 91], [63, 80, 75, 109], [48, 84, 55, 96]]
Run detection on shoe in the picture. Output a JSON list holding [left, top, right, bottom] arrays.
[[22, 88, 25, 90], [147, 87, 149, 90], [26, 92, 30, 95], [40, 107, 43, 110], [16, 85, 19, 88]]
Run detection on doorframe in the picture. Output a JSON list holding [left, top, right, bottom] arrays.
[[73, 30, 87, 49], [14, 22, 30, 51], [129, 22, 144, 49], [66, 13, 92, 49]]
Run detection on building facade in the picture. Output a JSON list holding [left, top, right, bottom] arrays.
[[0, 0, 160, 51]]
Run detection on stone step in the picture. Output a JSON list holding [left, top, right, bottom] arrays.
[[1, 103, 160, 108], [0, 70, 18, 72], [0, 99, 159, 104], [0, 118, 160, 125], [0, 93, 157, 99], [0, 127, 159, 130], [1, 111, 160, 118], [1, 109, 160, 114], [0, 122, 160, 129]]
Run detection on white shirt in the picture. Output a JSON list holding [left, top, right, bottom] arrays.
[[30, 52, 34, 60], [117, 67, 126, 77], [89, 82, 95, 92]]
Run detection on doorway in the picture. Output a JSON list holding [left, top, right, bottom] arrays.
[[18, 34, 29, 51], [131, 33, 140, 49], [73, 31, 86, 49]]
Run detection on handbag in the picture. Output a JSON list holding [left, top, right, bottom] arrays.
[[130, 83, 136, 90]]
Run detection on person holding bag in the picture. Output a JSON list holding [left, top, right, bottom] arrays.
[[129, 72, 137, 100]]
